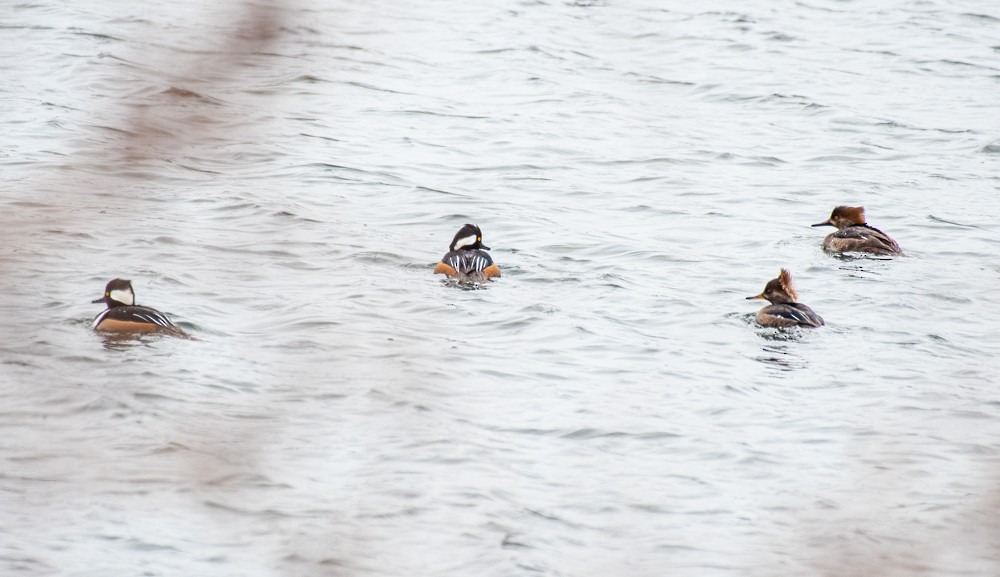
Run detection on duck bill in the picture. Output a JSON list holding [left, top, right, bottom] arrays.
[[746, 294, 766, 300], [481, 244, 491, 250], [811, 220, 833, 227], [92, 295, 110, 304]]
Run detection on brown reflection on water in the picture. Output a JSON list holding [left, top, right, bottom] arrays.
[[6, 0, 331, 573], [116, 2, 291, 165], [803, 481, 1000, 576]]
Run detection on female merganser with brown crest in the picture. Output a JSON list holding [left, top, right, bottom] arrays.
[[746, 269, 824, 328], [92, 278, 188, 337], [433, 224, 501, 283], [812, 206, 903, 255]]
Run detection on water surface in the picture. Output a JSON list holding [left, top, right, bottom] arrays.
[[2, 0, 1000, 575]]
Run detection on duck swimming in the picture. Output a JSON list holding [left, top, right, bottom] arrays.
[[746, 269, 824, 328], [92, 278, 188, 337], [433, 224, 501, 283], [812, 206, 903, 256]]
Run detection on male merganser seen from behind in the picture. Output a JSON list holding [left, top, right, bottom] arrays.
[[433, 224, 501, 283]]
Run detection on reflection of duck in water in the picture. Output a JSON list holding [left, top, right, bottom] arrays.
[[812, 206, 903, 256], [746, 269, 824, 328], [92, 279, 188, 337], [433, 224, 501, 283]]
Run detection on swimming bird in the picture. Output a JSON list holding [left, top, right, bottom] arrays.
[[812, 206, 903, 255], [433, 223, 501, 283], [746, 269, 824, 328], [92, 278, 188, 337]]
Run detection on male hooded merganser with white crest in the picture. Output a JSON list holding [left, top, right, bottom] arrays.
[[433, 223, 501, 283], [812, 206, 903, 256], [746, 269, 824, 328], [92, 278, 188, 337]]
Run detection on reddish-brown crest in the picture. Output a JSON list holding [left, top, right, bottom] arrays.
[[833, 205, 866, 225], [777, 268, 798, 301]]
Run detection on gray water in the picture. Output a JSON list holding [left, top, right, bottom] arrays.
[[2, 0, 1000, 575]]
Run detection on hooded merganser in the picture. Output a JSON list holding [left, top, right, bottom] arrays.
[[433, 223, 501, 283], [91, 279, 188, 336], [746, 269, 824, 328], [812, 206, 903, 256]]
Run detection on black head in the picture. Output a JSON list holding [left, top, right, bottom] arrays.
[[93, 278, 135, 307], [449, 223, 489, 251]]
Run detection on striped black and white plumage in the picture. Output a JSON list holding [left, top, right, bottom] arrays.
[[439, 248, 495, 276], [91, 305, 177, 330], [434, 223, 501, 283], [91, 278, 188, 337]]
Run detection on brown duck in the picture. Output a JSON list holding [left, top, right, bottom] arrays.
[[812, 206, 903, 255], [746, 269, 824, 328]]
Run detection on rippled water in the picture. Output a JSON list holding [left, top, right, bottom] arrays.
[[3, 0, 1000, 575]]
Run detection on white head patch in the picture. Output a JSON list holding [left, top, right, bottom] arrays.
[[110, 287, 134, 306], [454, 234, 478, 250]]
